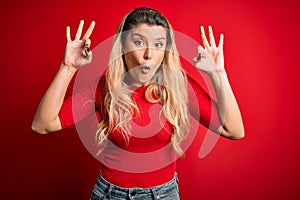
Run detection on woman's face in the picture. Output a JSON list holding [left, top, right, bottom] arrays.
[[123, 23, 167, 86]]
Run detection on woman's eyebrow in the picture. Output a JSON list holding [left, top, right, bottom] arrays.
[[131, 33, 145, 38], [155, 37, 166, 41], [131, 33, 166, 40]]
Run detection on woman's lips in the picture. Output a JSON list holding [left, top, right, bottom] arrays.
[[141, 65, 151, 74]]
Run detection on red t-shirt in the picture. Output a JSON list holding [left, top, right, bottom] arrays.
[[58, 74, 221, 188]]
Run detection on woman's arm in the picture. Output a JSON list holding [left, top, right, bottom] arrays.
[[207, 69, 244, 139], [32, 20, 95, 134], [193, 26, 244, 139]]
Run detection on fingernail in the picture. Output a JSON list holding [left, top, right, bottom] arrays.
[[197, 53, 202, 61]]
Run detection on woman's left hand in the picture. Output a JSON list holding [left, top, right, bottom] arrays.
[[193, 26, 225, 73], [193, 26, 245, 139]]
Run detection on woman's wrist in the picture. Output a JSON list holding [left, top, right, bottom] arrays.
[[207, 68, 227, 78], [60, 62, 78, 73], [206, 69, 228, 89]]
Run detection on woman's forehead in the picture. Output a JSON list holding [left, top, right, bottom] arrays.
[[129, 24, 167, 40]]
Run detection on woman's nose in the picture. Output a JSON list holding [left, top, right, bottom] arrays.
[[143, 47, 152, 60]]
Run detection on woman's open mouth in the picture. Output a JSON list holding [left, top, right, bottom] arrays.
[[141, 65, 151, 74]]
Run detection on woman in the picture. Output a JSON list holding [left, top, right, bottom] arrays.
[[32, 7, 244, 200]]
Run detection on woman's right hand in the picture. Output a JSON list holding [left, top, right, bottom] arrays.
[[63, 20, 95, 69]]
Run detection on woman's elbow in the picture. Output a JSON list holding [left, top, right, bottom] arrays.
[[31, 121, 50, 134], [221, 127, 245, 140], [31, 119, 60, 134], [230, 130, 245, 140]]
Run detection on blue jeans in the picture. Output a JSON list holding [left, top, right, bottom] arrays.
[[90, 173, 180, 200]]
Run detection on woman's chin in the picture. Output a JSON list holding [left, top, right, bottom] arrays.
[[133, 79, 151, 86], [128, 74, 153, 86]]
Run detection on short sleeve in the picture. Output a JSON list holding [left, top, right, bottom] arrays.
[[187, 74, 221, 132], [58, 76, 105, 129]]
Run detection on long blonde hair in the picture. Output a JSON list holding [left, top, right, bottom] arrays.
[[96, 7, 190, 156]]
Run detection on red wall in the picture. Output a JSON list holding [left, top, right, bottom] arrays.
[[1, 0, 299, 199]]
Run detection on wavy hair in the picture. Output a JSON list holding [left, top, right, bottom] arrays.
[[96, 7, 190, 156]]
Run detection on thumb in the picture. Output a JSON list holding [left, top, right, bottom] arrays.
[[83, 39, 92, 57]]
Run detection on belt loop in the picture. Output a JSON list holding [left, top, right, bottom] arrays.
[[105, 184, 113, 200], [151, 188, 160, 200]]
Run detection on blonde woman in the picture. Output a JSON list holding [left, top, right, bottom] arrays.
[[32, 7, 244, 200]]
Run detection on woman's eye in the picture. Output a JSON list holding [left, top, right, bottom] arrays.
[[134, 40, 144, 46], [155, 43, 164, 48]]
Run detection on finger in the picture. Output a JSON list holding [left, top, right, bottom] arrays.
[[84, 39, 91, 48], [85, 39, 92, 54], [193, 56, 199, 64], [83, 47, 92, 56], [197, 45, 205, 54], [197, 45, 209, 57], [82, 39, 92, 56], [75, 20, 84, 40], [200, 26, 210, 49], [87, 51, 93, 63], [208, 26, 216, 47], [66, 26, 71, 42], [218, 33, 224, 50], [83, 47, 93, 63], [194, 46, 208, 63], [82, 21, 95, 40], [194, 46, 203, 63], [86, 46, 92, 57]]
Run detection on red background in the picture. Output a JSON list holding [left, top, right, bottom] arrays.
[[1, 0, 300, 199]]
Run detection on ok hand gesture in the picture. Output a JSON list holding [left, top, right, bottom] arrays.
[[63, 20, 95, 69], [193, 26, 224, 74]]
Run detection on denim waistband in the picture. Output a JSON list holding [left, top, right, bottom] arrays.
[[94, 173, 178, 199]]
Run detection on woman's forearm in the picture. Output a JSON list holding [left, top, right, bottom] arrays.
[[208, 70, 244, 139], [31, 63, 77, 134]]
